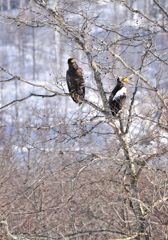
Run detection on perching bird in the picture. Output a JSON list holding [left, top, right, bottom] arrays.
[[66, 58, 85, 105], [109, 77, 129, 116]]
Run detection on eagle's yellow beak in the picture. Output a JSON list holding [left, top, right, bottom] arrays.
[[122, 77, 129, 84]]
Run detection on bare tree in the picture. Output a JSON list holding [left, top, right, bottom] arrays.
[[0, 0, 168, 239]]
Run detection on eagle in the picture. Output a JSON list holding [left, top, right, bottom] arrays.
[[66, 58, 85, 105], [109, 77, 129, 116]]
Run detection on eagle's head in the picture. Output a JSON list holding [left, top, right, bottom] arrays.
[[68, 58, 75, 64], [117, 77, 129, 85], [121, 77, 129, 84], [67, 58, 78, 68]]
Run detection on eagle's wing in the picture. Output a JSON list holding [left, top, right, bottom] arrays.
[[66, 68, 85, 104], [66, 71, 75, 94], [109, 87, 127, 116], [76, 67, 85, 99], [109, 85, 119, 104]]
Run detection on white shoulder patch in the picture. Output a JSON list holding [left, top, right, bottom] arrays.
[[113, 87, 127, 100]]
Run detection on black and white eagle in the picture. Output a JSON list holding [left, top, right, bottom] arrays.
[[109, 77, 129, 116], [66, 58, 85, 105]]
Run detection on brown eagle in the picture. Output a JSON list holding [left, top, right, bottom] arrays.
[[109, 77, 129, 116], [66, 58, 85, 105]]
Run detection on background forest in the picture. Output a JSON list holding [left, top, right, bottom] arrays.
[[0, 0, 168, 239]]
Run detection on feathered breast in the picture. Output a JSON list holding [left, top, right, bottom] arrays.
[[113, 87, 127, 100]]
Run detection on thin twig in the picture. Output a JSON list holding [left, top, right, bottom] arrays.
[[108, 48, 168, 111]]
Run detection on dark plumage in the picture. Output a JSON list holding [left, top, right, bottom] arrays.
[[66, 58, 85, 105], [109, 77, 129, 116]]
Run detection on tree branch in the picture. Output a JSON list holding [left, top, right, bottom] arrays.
[[123, 3, 167, 32], [153, 0, 168, 19], [108, 48, 168, 111], [125, 79, 139, 134]]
